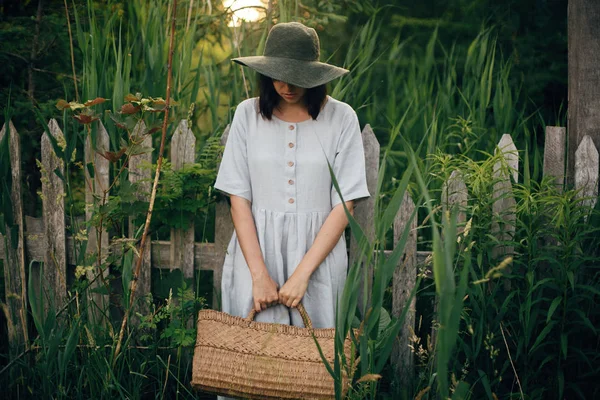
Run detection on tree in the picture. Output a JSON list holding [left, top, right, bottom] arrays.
[[568, 0, 600, 182]]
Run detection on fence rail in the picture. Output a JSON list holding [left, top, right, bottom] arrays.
[[1, 119, 599, 385]]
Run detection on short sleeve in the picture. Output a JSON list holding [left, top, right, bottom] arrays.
[[214, 103, 252, 202], [331, 109, 371, 208]]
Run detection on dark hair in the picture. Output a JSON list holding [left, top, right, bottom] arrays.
[[257, 74, 327, 120]]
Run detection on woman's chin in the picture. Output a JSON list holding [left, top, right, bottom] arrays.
[[280, 94, 302, 103]]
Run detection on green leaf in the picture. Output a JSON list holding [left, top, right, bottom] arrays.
[[560, 333, 568, 360], [567, 271, 575, 291], [312, 332, 336, 380], [575, 284, 600, 296], [546, 296, 562, 323], [86, 162, 95, 179], [122, 249, 134, 305], [377, 162, 413, 238], [378, 307, 391, 335], [451, 380, 471, 400], [572, 309, 596, 334], [530, 321, 556, 354], [27, 260, 44, 340], [477, 369, 494, 400], [61, 319, 80, 376], [53, 167, 66, 182], [89, 285, 110, 295]]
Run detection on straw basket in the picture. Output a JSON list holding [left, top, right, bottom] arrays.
[[191, 304, 353, 399]]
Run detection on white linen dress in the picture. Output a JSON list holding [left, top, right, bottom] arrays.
[[214, 94, 369, 334], [213, 96, 369, 399]]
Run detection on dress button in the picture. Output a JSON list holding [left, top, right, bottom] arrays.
[[288, 161, 294, 167], [288, 125, 295, 131], [288, 198, 295, 204], [288, 142, 295, 148], [288, 179, 294, 185]]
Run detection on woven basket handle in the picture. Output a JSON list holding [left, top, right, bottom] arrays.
[[245, 303, 313, 330]]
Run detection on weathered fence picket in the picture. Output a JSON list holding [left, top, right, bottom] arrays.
[[575, 135, 599, 210], [170, 120, 196, 279], [0, 121, 28, 358], [543, 127, 567, 190], [492, 134, 518, 289], [435, 169, 469, 347], [128, 121, 152, 316], [442, 170, 468, 231], [392, 192, 417, 393], [84, 121, 110, 323], [352, 124, 379, 315], [41, 119, 67, 309], [212, 125, 233, 308]]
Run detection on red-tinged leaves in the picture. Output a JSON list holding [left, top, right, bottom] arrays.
[[56, 99, 70, 110], [73, 113, 99, 125], [84, 97, 108, 107], [110, 114, 128, 130], [145, 126, 161, 135], [124, 93, 140, 102], [100, 148, 127, 163], [121, 103, 141, 115]]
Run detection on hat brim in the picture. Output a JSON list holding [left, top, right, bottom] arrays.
[[232, 56, 349, 89]]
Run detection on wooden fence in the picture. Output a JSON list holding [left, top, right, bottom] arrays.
[[1, 119, 599, 386]]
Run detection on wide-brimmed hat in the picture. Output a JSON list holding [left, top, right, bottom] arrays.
[[232, 22, 349, 89]]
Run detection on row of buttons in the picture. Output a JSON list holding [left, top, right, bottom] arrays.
[[288, 125, 296, 206]]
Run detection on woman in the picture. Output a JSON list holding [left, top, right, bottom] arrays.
[[214, 22, 369, 337]]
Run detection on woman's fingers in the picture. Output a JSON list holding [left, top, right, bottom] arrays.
[[278, 273, 308, 308], [279, 292, 299, 307], [252, 274, 280, 312], [256, 292, 280, 311]]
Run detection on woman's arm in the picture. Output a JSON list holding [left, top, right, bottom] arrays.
[[278, 200, 354, 308], [230, 195, 279, 312]]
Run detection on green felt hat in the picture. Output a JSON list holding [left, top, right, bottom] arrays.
[[232, 22, 349, 89]]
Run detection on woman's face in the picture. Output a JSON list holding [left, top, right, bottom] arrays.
[[272, 79, 306, 104]]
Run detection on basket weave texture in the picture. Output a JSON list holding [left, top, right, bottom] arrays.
[[191, 304, 352, 399]]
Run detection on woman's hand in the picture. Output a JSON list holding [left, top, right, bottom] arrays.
[[279, 269, 310, 308], [251, 270, 280, 312]]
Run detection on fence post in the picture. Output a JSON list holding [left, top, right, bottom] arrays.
[[128, 121, 152, 320], [436, 169, 469, 346], [543, 127, 567, 191], [392, 192, 416, 394], [41, 119, 67, 309], [0, 121, 28, 358], [170, 120, 196, 281], [351, 124, 379, 315], [575, 135, 599, 210], [492, 134, 518, 288], [84, 120, 110, 324], [442, 170, 468, 231], [213, 125, 233, 309]]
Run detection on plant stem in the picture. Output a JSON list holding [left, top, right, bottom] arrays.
[[500, 322, 524, 400], [112, 0, 179, 366], [28, 0, 43, 103], [63, 0, 79, 101]]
